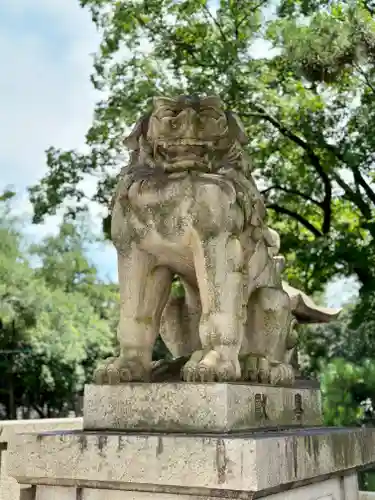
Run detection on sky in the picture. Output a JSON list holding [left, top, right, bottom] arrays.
[[0, 0, 118, 281], [0, 0, 358, 307]]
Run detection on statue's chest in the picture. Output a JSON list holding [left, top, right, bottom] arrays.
[[122, 175, 243, 239]]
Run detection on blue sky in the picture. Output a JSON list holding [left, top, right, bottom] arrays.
[[0, 0, 117, 282], [0, 0, 358, 306]]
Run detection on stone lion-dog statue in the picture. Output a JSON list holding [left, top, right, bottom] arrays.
[[94, 94, 340, 386]]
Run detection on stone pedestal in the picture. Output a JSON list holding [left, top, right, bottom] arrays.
[[5, 425, 367, 499], [83, 382, 322, 432], [5, 383, 373, 500]]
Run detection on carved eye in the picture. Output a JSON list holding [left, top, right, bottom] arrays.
[[199, 108, 222, 119], [157, 107, 177, 118]]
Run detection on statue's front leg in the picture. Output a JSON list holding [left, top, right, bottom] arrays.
[[94, 245, 172, 384], [182, 235, 246, 382]]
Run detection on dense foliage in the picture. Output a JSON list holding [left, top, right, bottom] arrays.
[[0, 193, 117, 418], [300, 303, 375, 427]]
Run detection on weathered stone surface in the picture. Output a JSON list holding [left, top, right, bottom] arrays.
[[0, 477, 20, 500], [9, 474, 365, 500], [82, 491, 223, 500], [342, 474, 359, 500], [7, 427, 375, 494], [0, 418, 83, 444], [36, 485, 76, 500], [360, 492, 375, 500], [82, 492, 205, 500], [83, 382, 322, 432], [0, 418, 82, 500], [31, 479, 355, 500], [20, 485, 35, 500], [80, 475, 359, 499], [73, 476, 358, 500]]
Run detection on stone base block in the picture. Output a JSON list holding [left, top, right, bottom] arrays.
[[360, 493, 375, 500], [26, 477, 360, 500], [6, 427, 375, 497], [83, 382, 322, 432]]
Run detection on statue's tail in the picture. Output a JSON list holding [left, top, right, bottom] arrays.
[[282, 281, 341, 324]]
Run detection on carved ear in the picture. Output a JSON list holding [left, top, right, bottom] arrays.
[[123, 114, 151, 151], [226, 111, 248, 145], [201, 95, 223, 109]]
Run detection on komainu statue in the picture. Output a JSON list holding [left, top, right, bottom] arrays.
[[94, 94, 340, 386]]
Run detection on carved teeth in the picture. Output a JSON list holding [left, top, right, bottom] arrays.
[[157, 140, 213, 147]]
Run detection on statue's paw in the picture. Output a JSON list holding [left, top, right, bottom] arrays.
[[181, 350, 204, 382], [182, 350, 239, 382], [242, 355, 271, 384], [93, 356, 149, 385], [270, 363, 295, 386]]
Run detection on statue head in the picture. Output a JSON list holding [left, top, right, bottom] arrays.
[[124, 95, 248, 170]]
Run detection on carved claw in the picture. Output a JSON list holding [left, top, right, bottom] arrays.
[[270, 363, 295, 386], [242, 355, 271, 384], [181, 350, 204, 382], [181, 350, 239, 382], [93, 356, 149, 384], [241, 354, 295, 386]]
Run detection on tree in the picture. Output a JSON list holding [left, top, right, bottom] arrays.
[[28, 0, 375, 297], [30, 216, 120, 333], [300, 294, 375, 427], [0, 197, 116, 418], [320, 358, 375, 426]]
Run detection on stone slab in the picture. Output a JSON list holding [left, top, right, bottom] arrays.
[[35, 476, 355, 500], [343, 473, 359, 500], [82, 491, 212, 500], [36, 485, 76, 500], [0, 418, 83, 444], [83, 383, 322, 432], [0, 477, 20, 500], [7, 427, 375, 495], [0, 418, 82, 500], [360, 493, 375, 500], [20, 485, 35, 500]]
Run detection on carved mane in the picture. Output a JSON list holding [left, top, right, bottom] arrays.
[[118, 95, 266, 227]]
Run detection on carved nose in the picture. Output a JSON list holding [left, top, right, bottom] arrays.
[[178, 108, 198, 137]]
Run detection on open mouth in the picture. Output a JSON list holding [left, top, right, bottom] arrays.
[[155, 139, 214, 164]]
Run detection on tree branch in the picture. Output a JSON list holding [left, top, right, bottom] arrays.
[[261, 184, 322, 207], [242, 105, 332, 234], [233, 0, 269, 35], [202, 4, 227, 42], [267, 203, 323, 237], [32, 404, 46, 418], [353, 168, 375, 207], [315, 136, 375, 216], [353, 62, 375, 95]]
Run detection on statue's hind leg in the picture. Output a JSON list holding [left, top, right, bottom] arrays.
[[160, 279, 202, 358], [242, 287, 296, 386], [94, 245, 173, 384]]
